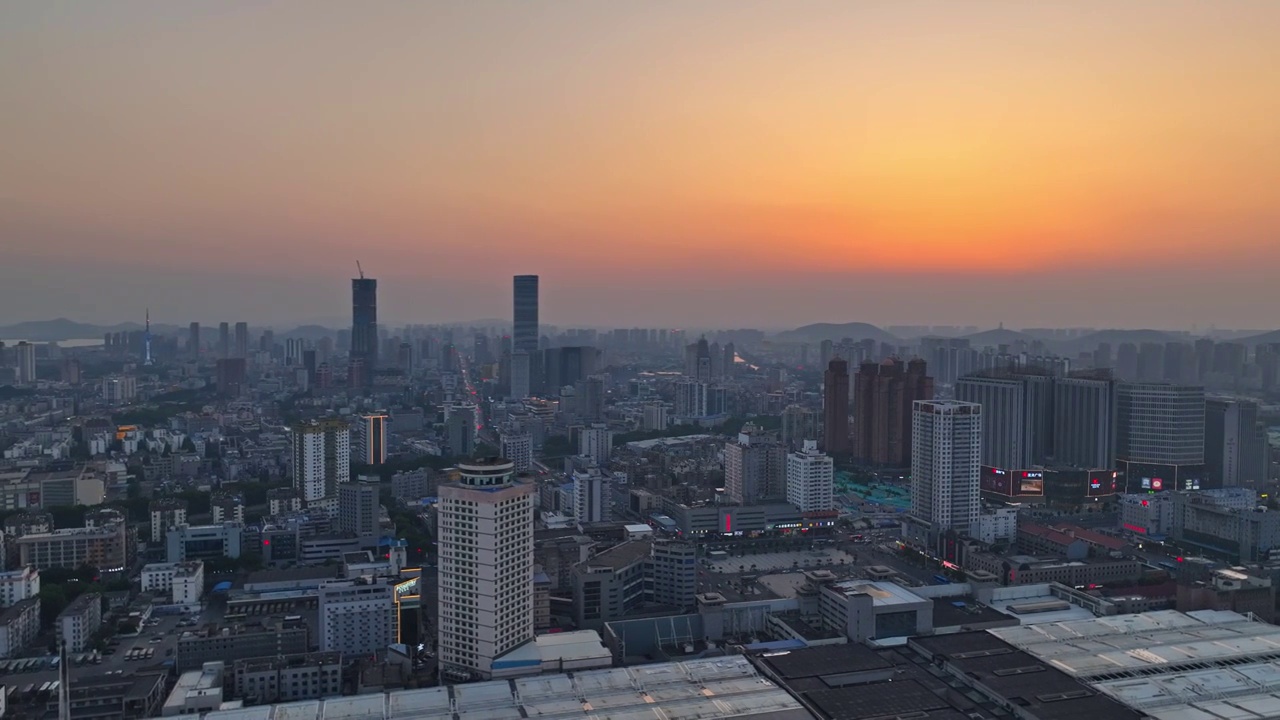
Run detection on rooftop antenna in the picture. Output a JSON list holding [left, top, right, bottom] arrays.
[[356, 260, 364, 279]]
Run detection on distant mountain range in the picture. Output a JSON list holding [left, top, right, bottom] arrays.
[[773, 322, 900, 345]]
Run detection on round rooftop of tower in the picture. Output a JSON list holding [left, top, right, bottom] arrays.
[[456, 457, 516, 487]]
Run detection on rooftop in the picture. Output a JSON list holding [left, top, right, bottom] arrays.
[[201, 656, 809, 720], [578, 540, 652, 572], [824, 580, 926, 607]]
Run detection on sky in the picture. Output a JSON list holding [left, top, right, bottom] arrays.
[[2, 1, 1279, 331]]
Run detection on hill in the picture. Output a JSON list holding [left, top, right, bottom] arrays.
[[774, 322, 898, 345], [961, 327, 1037, 347], [1235, 329, 1280, 346], [0, 318, 145, 341]]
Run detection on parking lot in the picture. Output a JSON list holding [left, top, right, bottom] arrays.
[[704, 547, 856, 574], [0, 609, 199, 691]]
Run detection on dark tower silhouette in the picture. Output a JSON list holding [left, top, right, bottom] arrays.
[[351, 275, 378, 386], [823, 358, 850, 454]]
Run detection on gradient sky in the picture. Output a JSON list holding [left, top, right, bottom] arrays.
[[2, 1, 1278, 330]]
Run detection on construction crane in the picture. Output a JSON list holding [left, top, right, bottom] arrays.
[[356, 260, 364, 279]]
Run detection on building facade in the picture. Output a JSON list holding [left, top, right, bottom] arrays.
[[909, 400, 982, 545], [786, 440, 834, 513], [436, 459, 535, 679], [291, 418, 351, 502], [852, 358, 933, 467]]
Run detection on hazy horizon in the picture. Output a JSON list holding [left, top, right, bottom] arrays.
[[4, 2, 1278, 329]]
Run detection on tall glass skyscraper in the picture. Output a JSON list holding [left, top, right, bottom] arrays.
[[513, 275, 539, 353], [351, 277, 378, 385]]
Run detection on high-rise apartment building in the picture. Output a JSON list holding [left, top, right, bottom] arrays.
[[188, 322, 200, 357], [724, 424, 786, 504], [578, 423, 613, 466], [852, 358, 934, 467], [446, 408, 475, 457], [1052, 374, 1116, 469], [1205, 398, 1268, 488], [573, 467, 611, 523], [351, 276, 378, 385], [233, 322, 249, 358], [358, 412, 387, 466], [787, 440, 834, 513], [510, 350, 531, 400], [781, 404, 820, 451], [1116, 383, 1206, 492], [437, 459, 535, 680], [513, 275, 539, 354], [218, 322, 231, 359], [909, 400, 982, 547], [15, 342, 36, 385], [822, 358, 850, 454], [291, 419, 351, 501]]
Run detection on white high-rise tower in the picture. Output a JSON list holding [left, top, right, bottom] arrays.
[[910, 400, 982, 541], [437, 458, 534, 680], [786, 440, 834, 513]]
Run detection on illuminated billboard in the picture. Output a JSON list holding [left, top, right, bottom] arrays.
[[981, 467, 1015, 496]]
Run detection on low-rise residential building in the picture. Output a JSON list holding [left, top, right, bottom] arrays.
[[160, 662, 226, 717], [141, 561, 205, 605], [58, 592, 103, 652], [0, 566, 40, 607], [0, 597, 40, 658], [234, 652, 342, 705]]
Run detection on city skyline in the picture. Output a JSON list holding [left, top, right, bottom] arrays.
[[3, 2, 1279, 329]]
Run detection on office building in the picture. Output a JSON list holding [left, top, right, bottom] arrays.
[[188, 322, 200, 356], [234, 652, 342, 705], [822, 358, 850, 453], [358, 412, 388, 466], [351, 275, 378, 384], [573, 468, 611, 523], [852, 358, 934, 467], [218, 322, 231, 358], [15, 342, 36, 385], [437, 458, 535, 679], [141, 561, 205, 605], [0, 567, 40, 607], [500, 431, 533, 472], [176, 617, 309, 671], [513, 275, 539, 354], [543, 345, 599, 388], [1205, 397, 1268, 488], [955, 373, 1031, 470], [291, 418, 351, 501], [17, 524, 128, 571], [1116, 382, 1206, 491], [1052, 373, 1116, 468], [575, 375, 605, 421], [318, 576, 397, 655], [578, 423, 613, 465], [57, 592, 102, 653], [446, 408, 475, 457], [510, 350, 531, 400], [724, 424, 786, 504], [0, 465, 106, 510], [909, 400, 982, 546], [215, 357, 247, 397], [571, 539, 697, 629], [338, 481, 379, 537], [166, 523, 242, 563], [233, 321, 249, 358], [786, 440, 834, 513]]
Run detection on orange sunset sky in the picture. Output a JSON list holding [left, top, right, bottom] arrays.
[[2, 1, 1278, 329]]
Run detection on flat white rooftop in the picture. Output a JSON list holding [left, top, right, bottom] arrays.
[[202, 656, 808, 720]]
